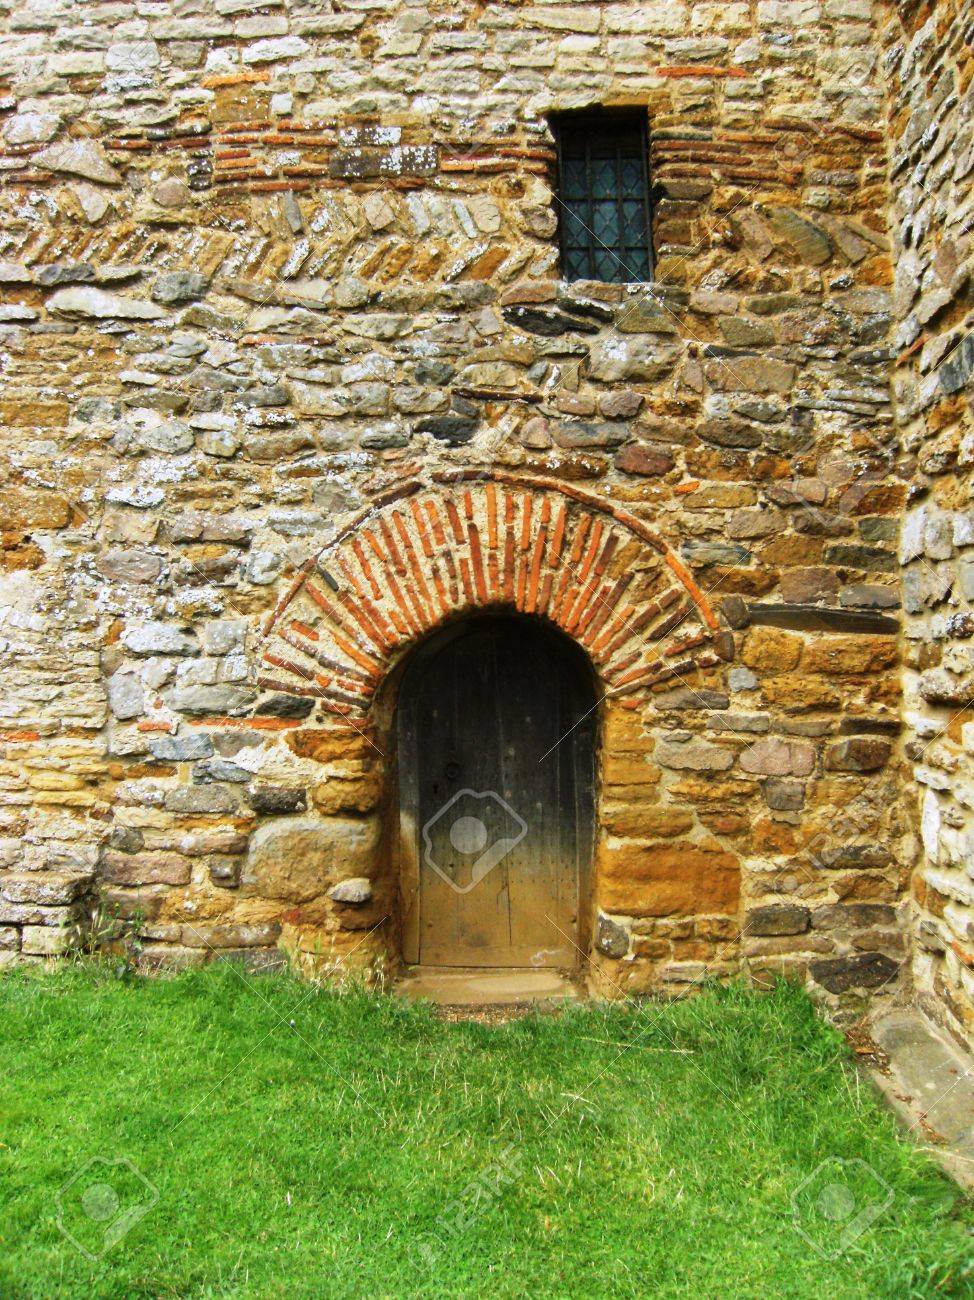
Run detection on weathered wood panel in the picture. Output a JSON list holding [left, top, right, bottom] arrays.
[[398, 617, 596, 968]]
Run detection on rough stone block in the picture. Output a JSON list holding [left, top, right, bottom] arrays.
[[165, 786, 239, 814], [740, 738, 815, 777], [122, 622, 197, 657], [762, 778, 805, 810], [100, 851, 192, 886], [149, 734, 215, 762], [741, 628, 803, 672], [180, 922, 281, 949], [824, 739, 891, 772], [329, 877, 373, 905], [164, 685, 257, 715], [0, 872, 90, 905], [21, 926, 75, 956], [242, 816, 380, 904], [598, 841, 740, 917], [654, 739, 734, 772], [809, 952, 899, 993], [249, 786, 308, 815], [595, 914, 629, 958], [745, 905, 810, 936], [0, 904, 79, 927], [615, 443, 675, 476]]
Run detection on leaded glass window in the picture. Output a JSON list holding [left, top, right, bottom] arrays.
[[551, 110, 653, 283]]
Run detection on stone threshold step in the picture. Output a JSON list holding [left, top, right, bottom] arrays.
[[870, 1008, 974, 1187], [394, 966, 580, 1007]]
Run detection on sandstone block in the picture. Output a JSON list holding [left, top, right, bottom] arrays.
[[704, 355, 796, 394], [601, 803, 695, 838], [760, 206, 834, 265], [310, 774, 382, 816], [209, 857, 242, 889], [802, 636, 897, 675], [523, 6, 601, 32], [0, 872, 90, 905], [741, 628, 803, 671], [740, 738, 815, 776], [97, 549, 162, 584], [587, 336, 680, 382], [615, 443, 675, 476], [0, 489, 70, 530], [22, 926, 75, 956], [654, 739, 734, 772], [154, 179, 190, 207], [599, 390, 644, 419], [779, 569, 840, 603], [599, 841, 740, 917], [181, 922, 281, 949], [0, 904, 80, 927], [139, 945, 210, 972], [824, 739, 891, 772], [552, 421, 628, 449], [243, 816, 380, 903], [100, 850, 192, 886]]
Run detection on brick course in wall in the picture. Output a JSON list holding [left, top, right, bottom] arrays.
[[0, 0, 926, 1009]]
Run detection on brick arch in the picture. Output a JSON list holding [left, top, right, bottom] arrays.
[[260, 471, 733, 721]]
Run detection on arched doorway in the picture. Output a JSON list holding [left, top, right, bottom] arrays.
[[397, 615, 597, 969]]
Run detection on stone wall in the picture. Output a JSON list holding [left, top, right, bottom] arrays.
[[882, 0, 974, 1045], [0, 0, 912, 1005]]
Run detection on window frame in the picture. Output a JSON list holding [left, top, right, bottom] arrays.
[[550, 107, 654, 285]]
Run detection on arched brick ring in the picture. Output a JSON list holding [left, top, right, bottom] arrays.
[[260, 472, 733, 720]]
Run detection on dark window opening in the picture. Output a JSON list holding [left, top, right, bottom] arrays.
[[551, 109, 653, 283]]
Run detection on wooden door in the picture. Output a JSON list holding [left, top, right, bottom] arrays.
[[398, 617, 596, 968]]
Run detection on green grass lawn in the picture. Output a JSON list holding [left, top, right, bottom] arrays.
[[0, 965, 971, 1299]]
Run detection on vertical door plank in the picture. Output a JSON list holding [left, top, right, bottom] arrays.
[[405, 618, 595, 968]]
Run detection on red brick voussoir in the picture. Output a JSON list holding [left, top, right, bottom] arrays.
[[260, 473, 733, 721]]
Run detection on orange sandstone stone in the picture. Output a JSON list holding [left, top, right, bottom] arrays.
[[601, 803, 695, 838], [598, 840, 740, 916], [741, 627, 803, 672], [801, 636, 898, 675]]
